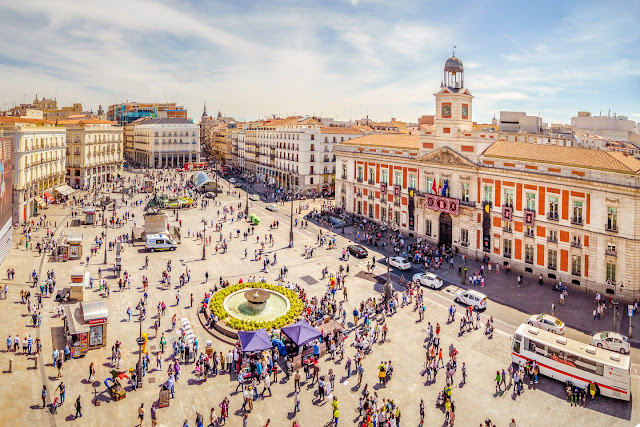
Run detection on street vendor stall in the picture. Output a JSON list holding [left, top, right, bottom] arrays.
[[281, 320, 322, 370], [236, 329, 274, 382], [64, 234, 83, 260], [84, 207, 96, 225], [63, 300, 108, 357]]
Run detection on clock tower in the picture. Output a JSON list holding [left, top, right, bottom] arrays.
[[434, 50, 473, 137]]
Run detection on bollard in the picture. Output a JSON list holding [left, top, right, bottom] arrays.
[[34, 356, 38, 369], [9, 358, 12, 373]]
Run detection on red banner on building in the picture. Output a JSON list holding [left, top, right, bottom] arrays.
[[424, 194, 459, 216]]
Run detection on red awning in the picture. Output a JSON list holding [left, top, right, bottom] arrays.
[[43, 192, 54, 202]]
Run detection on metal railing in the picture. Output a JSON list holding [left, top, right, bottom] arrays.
[[571, 217, 583, 225], [547, 212, 559, 221], [547, 236, 558, 243], [606, 249, 617, 257]]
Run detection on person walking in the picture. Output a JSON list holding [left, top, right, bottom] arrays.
[[293, 390, 300, 413], [56, 381, 66, 405], [74, 395, 82, 419], [495, 370, 502, 392], [138, 403, 145, 426], [41, 385, 47, 409]]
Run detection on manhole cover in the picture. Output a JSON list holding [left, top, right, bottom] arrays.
[[148, 377, 156, 383], [301, 275, 318, 285]]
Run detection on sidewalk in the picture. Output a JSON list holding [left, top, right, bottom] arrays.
[[314, 217, 639, 345]]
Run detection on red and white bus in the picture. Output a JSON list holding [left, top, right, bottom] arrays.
[[512, 323, 631, 401]]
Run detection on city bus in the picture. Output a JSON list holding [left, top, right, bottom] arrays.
[[512, 323, 631, 401]]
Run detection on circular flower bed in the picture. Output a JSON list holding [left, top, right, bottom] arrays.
[[210, 282, 303, 331]]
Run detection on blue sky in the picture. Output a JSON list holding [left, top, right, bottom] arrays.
[[0, 0, 638, 125]]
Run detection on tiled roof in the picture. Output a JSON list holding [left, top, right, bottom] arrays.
[[137, 118, 195, 126], [58, 119, 116, 126], [262, 116, 321, 127], [339, 133, 420, 150], [320, 126, 362, 135], [483, 140, 640, 173], [0, 116, 54, 126]]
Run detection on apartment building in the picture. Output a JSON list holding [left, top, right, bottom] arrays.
[[60, 119, 123, 188], [0, 117, 66, 222], [127, 118, 200, 168]]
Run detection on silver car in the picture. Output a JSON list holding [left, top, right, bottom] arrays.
[[412, 272, 444, 289]]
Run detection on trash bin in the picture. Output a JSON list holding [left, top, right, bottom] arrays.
[[205, 340, 213, 356]]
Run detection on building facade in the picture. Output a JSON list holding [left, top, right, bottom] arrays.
[[61, 119, 123, 188], [0, 117, 66, 222], [244, 117, 362, 193], [127, 118, 200, 168], [335, 55, 640, 301], [107, 102, 188, 125]]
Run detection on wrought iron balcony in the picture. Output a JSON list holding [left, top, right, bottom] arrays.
[[547, 212, 559, 221]]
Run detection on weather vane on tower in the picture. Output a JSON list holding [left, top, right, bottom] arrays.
[[452, 45, 456, 56]]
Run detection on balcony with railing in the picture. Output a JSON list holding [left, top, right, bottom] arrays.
[[504, 252, 512, 259], [572, 270, 581, 277], [570, 239, 582, 248], [547, 235, 558, 243], [571, 217, 583, 226], [547, 212, 559, 221], [356, 177, 363, 183], [341, 174, 347, 180], [606, 249, 617, 257], [368, 194, 374, 200], [356, 190, 362, 197], [525, 230, 535, 238], [525, 257, 534, 265], [605, 223, 618, 233], [460, 200, 475, 207], [394, 200, 401, 207], [548, 264, 557, 270], [503, 226, 512, 233], [368, 179, 375, 185]]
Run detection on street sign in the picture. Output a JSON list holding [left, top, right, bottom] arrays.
[[629, 305, 634, 317]]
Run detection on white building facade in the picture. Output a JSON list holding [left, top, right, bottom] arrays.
[[62, 119, 123, 188], [128, 118, 200, 168], [0, 117, 66, 222]]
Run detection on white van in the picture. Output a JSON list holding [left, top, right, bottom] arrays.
[[145, 234, 177, 252]]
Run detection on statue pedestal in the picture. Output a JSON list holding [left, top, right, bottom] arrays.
[[144, 213, 168, 234]]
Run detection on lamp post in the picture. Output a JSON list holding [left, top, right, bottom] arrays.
[[383, 220, 398, 300], [245, 179, 250, 217], [136, 314, 144, 389], [103, 205, 108, 265], [202, 220, 206, 260]]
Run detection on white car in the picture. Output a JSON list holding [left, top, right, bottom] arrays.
[[454, 289, 487, 310], [590, 331, 630, 354], [229, 178, 237, 184], [413, 272, 444, 289], [249, 194, 260, 201], [266, 204, 280, 212], [527, 314, 565, 335], [387, 256, 411, 270]]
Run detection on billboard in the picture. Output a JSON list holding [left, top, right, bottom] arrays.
[[0, 136, 13, 227], [0, 136, 13, 266]]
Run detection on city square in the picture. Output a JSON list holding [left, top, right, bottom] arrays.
[[0, 172, 638, 426], [0, 2, 638, 426]]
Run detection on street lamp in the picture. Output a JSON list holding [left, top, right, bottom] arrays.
[[103, 205, 108, 265], [202, 220, 206, 260], [382, 220, 398, 300], [135, 313, 144, 389], [245, 178, 250, 217]]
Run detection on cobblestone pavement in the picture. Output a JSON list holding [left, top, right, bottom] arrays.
[[0, 173, 637, 426]]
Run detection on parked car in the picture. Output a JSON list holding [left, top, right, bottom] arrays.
[[249, 194, 261, 201], [347, 245, 368, 258], [229, 178, 237, 184], [590, 331, 630, 354], [266, 204, 280, 212], [204, 192, 216, 199], [412, 272, 444, 289], [233, 182, 243, 188], [454, 289, 487, 310], [527, 314, 565, 335], [387, 256, 411, 270]]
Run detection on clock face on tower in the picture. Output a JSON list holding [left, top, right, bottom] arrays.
[[462, 104, 468, 119], [441, 103, 451, 118]]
